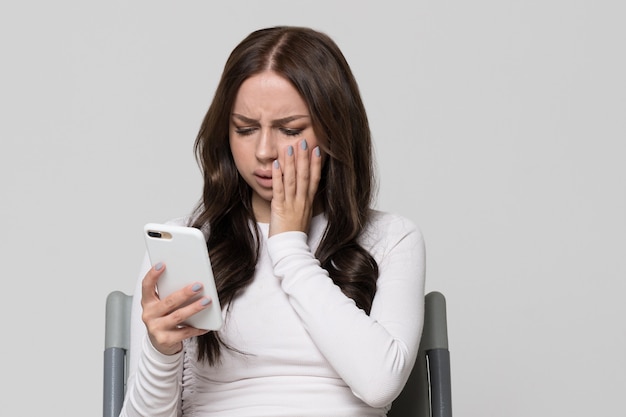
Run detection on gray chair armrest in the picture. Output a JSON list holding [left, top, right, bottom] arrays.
[[103, 291, 132, 417]]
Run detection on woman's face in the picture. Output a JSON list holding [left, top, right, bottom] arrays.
[[229, 70, 323, 221]]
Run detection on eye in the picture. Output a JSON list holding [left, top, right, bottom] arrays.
[[234, 127, 256, 136], [280, 128, 304, 137]]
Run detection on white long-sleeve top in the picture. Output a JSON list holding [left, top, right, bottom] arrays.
[[121, 210, 425, 417]]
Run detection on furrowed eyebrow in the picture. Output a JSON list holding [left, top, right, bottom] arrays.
[[231, 113, 309, 125], [231, 114, 258, 124], [272, 115, 309, 125]]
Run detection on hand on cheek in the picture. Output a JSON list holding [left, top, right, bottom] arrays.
[[269, 139, 322, 236]]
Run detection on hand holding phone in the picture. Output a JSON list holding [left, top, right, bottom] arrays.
[[144, 223, 223, 331]]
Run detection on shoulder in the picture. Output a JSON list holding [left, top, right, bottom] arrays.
[[163, 216, 190, 227], [159, 216, 211, 239], [367, 210, 422, 238], [361, 210, 425, 257]]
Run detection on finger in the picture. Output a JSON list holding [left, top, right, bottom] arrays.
[[282, 144, 297, 201], [141, 262, 165, 302], [149, 294, 212, 336], [157, 281, 207, 317], [148, 301, 210, 355], [296, 139, 311, 202], [166, 294, 213, 328], [272, 159, 284, 203], [308, 146, 323, 201]]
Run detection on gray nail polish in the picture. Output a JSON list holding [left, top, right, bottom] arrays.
[[287, 145, 294, 156], [301, 139, 308, 150], [155, 262, 163, 271], [192, 283, 201, 292], [314, 146, 321, 157], [201, 298, 211, 306]]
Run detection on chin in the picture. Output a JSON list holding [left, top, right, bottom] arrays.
[[252, 189, 274, 203]]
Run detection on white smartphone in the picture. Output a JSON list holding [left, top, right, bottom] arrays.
[[143, 223, 223, 330]]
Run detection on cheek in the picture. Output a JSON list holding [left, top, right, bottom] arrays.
[[306, 131, 324, 152], [274, 141, 295, 164], [229, 142, 247, 171]]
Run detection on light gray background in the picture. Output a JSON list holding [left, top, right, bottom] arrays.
[[1, 1, 624, 415]]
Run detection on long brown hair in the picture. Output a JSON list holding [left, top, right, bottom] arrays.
[[191, 26, 378, 365]]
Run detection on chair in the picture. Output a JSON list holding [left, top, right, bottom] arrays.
[[387, 291, 453, 417], [103, 291, 451, 417], [103, 291, 133, 417]]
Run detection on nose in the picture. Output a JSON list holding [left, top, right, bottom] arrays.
[[255, 129, 277, 162]]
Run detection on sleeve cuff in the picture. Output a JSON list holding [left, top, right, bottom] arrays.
[[143, 334, 184, 365]]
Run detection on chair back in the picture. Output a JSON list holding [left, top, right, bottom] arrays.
[[103, 291, 132, 417], [387, 291, 452, 417]]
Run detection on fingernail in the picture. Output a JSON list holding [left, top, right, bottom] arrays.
[[273, 160, 279, 168], [201, 298, 211, 306], [192, 283, 202, 292], [155, 262, 163, 271], [314, 146, 321, 157], [287, 145, 294, 156], [301, 139, 308, 150]]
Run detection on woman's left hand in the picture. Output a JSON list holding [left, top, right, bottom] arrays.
[[269, 139, 322, 236]]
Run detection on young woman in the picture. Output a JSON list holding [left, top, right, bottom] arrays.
[[121, 26, 425, 417]]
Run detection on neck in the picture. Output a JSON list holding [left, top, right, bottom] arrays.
[[251, 194, 271, 223]]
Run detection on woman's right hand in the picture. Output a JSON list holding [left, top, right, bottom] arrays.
[[140, 262, 212, 355]]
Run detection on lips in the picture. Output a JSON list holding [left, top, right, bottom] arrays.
[[254, 170, 273, 188]]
